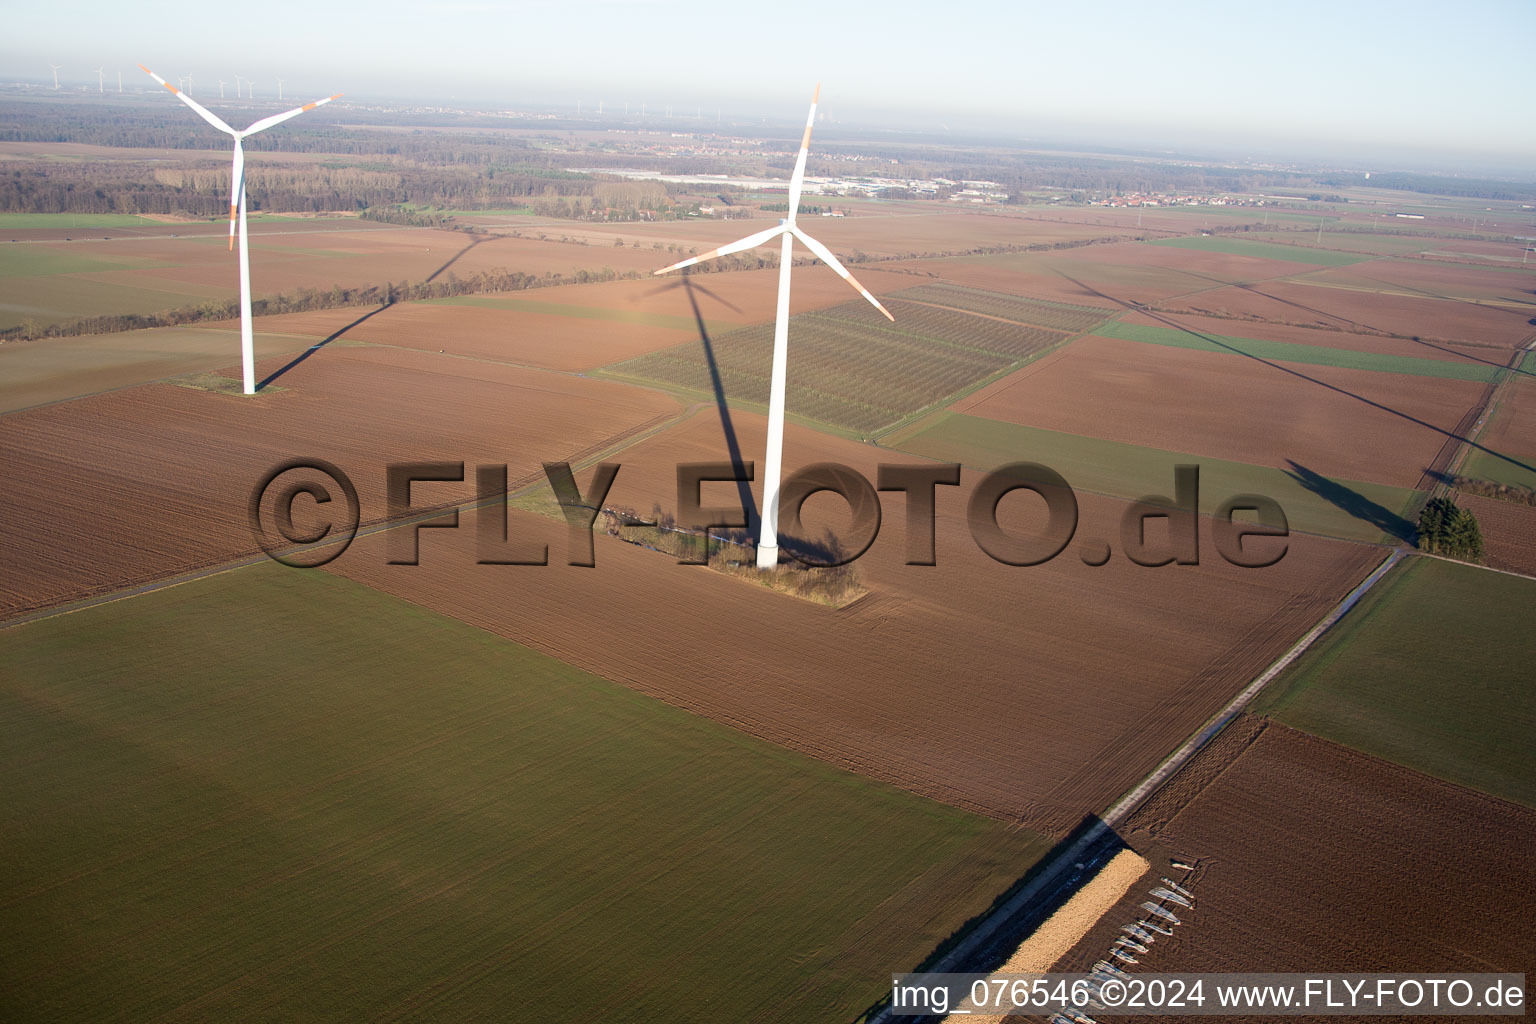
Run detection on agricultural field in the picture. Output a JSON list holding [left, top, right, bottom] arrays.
[[0, 324, 323, 412], [1147, 234, 1373, 267], [943, 333, 1489, 490], [0, 223, 673, 330], [1093, 317, 1505, 380], [605, 286, 1098, 434], [323, 409, 1380, 832], [4, 88, 1534, 1023], [576, 209, 1127, 259], [888, 411, 1419, 544], [1255, 557, 1536, 807], [1459, 373, 1536, 490], [1160, 277, 1535, 347], [1052, 720, 1536, 984], [892, 282, 1112, 333], [1111, 307, 1516, 365], [0, 344, 680, 615], [1452, 493, 1536, 576], [0, 563, 1047, 1022]]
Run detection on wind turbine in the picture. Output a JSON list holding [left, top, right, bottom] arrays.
[[652, 85, 892, 569], [139, 63, 341, 395], [95, 67, 105, 93], [218, 79, 228, 99], [49, 65, 62, 90], [117, 70, 123, 93], [235, 74, 244, 98], [277, 79, 286, 102]]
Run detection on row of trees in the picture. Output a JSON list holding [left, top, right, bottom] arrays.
[[3, 264, 641, 342]]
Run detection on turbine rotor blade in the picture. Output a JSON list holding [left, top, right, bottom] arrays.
[[785, 83, 819, 221], [790, 225, 894, 321], [229, 141, 245, 251], [652, 223, 786, 275], [242, 93, 344, 136], [138, 63, 237, 135]]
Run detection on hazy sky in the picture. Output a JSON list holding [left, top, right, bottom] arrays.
[[5, 0, 1534, 165]]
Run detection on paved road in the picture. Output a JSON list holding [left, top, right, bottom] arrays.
[[866, 547, 1405, 1023]]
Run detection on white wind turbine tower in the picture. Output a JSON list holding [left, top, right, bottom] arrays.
[[653, 84, 892, 569], [117, 70, 123, 93], [277, 79, 286, 102], [95, 67, 105, 93], [218, 79, 228, 99], [235, 74, 245, 98], [139, 63, 342, 395], [49, 65, 62, 90]]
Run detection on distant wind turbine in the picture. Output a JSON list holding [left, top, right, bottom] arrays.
[[139, 63, 342, 395], [49, 65, 62, 90], [235, 74, 244, 98], [652, 85, 893, 569], [117, 70, 123, 93], [277, 79, 286, 102], [218, 79, 228, 99], [95, 67, 105, 93]]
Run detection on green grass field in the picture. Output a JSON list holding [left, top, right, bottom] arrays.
[[0, 246, 142, 278], [1256, 557, 1536, 808], [0, 564, 1046, 1023], [0, 213, 161, 229], [1091, 320, 1503, 383], [889, 411, 1419, 544], [1148, 235, 1373, 267], [1242, 230, 1436, 256], [607, 288, 1075, 435]]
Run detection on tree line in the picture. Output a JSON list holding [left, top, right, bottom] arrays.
[[2, 264, 641, 342]]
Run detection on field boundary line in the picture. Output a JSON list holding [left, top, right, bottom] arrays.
[[867, 547, 1403, 1022]]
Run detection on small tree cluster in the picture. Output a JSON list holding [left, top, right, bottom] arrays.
[[1416, 496, 1484, 560]]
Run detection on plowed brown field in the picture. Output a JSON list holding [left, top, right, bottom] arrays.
[[104, 229, 668, 296], [1480, 376, 1536, 455], [953, 335, 1486, 488], [0, 345, 679, 615], [241, 301, 699, 371], [321, 410, 1377, 829], [1454, 493, 1536, 577], [887, 237, 1309, 310], [1162, 279, 1536, 348], [1115, 309, 1505, 364], [586, 212, 1121, 259], [1314, 257, 1536, 305], [1052, 720, 1536, 991]]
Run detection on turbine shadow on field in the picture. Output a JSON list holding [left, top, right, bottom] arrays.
[[423, 234, 491, 284], [258, 302, 392, 390], [1057, 272, 1536, 483], [1283, 461, 1416, 544], [676, 270, 759, 533]]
